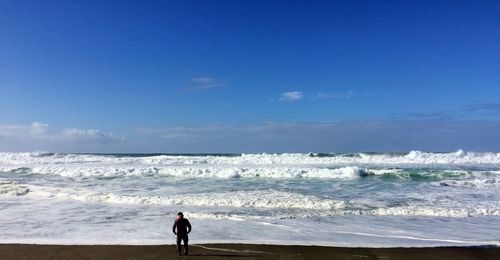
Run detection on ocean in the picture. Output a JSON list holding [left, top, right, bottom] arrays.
[[0, 150, 499, 247]]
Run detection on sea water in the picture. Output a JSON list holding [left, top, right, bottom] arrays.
[[0, 150, 499, 246]]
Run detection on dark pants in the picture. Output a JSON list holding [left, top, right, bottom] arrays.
[[176, 234, 188, 254]]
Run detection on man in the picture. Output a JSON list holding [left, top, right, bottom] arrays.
[[172, 212, 192, 256]]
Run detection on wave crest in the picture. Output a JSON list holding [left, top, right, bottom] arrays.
[[1, 150, 500, 167]]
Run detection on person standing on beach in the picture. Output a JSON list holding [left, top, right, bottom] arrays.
[[172, 212, 191, 256]]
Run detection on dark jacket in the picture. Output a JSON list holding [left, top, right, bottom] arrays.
[[173, 218, 191, 236]]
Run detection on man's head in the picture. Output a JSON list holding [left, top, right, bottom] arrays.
[[176, 212, 184, 220]]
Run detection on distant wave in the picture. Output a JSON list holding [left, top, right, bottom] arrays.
[[1, 150, 500, 180], [0, 165, 366, 179], [1, 150, 500, 166], [2, 165, 500, 182]]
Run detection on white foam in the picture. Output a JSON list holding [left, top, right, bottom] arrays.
[[1, 150, 500, 168], [27, 186, 346, 210], [438, 179, 500, 188], [362, 206, 500, 217], [2, 164, 364, 179], [21, 184, 499, 218], [1, 150, 500, 179], [366, 168, 403, 175], [0, 181, 30, 196]]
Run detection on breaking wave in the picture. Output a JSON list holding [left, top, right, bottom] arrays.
[[1, 165, 366, 179], [20, 185, 500, 218], [28, 187, 346, 210], [1, 150, 500, 166], [2, 165, 499, 182], [1, 150, 499, 180]]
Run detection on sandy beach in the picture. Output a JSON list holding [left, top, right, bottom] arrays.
[[0, 244, 498, 260]]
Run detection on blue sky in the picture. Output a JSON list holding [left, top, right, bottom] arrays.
[[0, 0, 499, 153]]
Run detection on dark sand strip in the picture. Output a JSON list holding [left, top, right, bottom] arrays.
[[0, 244, 498, 260]]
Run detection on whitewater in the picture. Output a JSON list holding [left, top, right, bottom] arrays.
[[0, 150, 499, 247]]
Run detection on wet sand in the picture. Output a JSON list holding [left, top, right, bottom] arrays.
[[0, 243, 498, 260]]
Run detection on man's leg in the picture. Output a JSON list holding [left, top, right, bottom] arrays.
[[182, 235, 189, 255], [176, 235, 182, 255]]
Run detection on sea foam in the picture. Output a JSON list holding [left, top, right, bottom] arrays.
[[1, 150, 500, 167], [1, 151, 499, 247]]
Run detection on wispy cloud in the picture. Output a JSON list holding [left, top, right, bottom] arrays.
[[464, 102, 500, 115], [138, 124, 275, 139], [278, 90, 354, 102], [137, 120, 500, 152], [280, 91, 303, 101], [398, 102, 500, 120], [314, 90, 353, 99], [0, 122, 118, 144], [399, 111, 453, 120], [181, 77, 226, 92]]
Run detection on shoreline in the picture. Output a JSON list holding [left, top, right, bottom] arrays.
[[0, 243, 498, 260]]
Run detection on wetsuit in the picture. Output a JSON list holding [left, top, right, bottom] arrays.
[[172, 217, 191, 255]]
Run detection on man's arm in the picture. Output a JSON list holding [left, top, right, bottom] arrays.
[[172, 222, 177, 235], [186, 220, 192, 234]]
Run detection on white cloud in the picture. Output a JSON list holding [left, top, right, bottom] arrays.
[[182, 77, 226, 92], [280, 91, 303, 101], [30, 122, 49, 136], [60, 128, 116, 142], [0, 122, 45, 138], [0, 122, 117, 144]]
